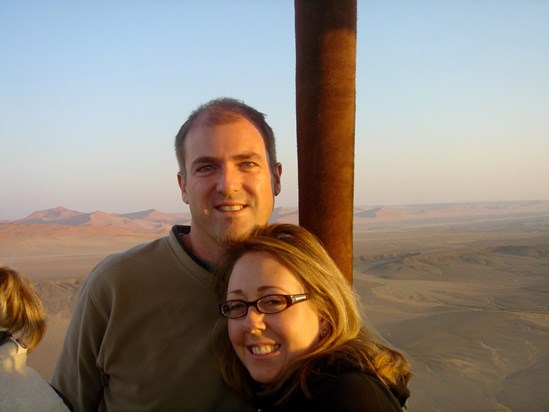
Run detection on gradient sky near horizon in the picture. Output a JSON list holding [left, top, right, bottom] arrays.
[[1, 1, 548, 220]]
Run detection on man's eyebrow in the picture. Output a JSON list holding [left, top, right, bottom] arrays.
[[190, 156, 217, 167], [191, 152, 264, 167], [232, 152, 264, 162]]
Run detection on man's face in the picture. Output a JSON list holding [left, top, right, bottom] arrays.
[[178, 117, 281, 256]]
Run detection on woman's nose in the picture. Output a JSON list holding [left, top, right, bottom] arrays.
[[242, 307, 266, 333]]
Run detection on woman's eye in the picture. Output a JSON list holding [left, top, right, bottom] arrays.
[[228, 302, 245, 311], [262, 296, 285, 307]]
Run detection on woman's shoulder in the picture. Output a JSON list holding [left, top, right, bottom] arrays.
[[306, 371, 403, 412], [260, 369, 405, 412]]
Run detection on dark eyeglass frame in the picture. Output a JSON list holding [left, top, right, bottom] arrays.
[[219, 293, 310, 319]]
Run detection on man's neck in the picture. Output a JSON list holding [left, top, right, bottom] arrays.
[[179, 228, 222, 267]]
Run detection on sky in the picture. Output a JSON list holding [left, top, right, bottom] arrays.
[[1, 0, 548, 220]]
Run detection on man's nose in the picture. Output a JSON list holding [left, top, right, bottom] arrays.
[[216, 165, 241, 195]]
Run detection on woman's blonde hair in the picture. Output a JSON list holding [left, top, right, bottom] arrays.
[[0, 266, 46, 351], [214, 224, 411, 405]]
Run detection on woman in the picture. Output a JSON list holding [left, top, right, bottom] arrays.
[[215, 224, 411, 411], [0, 265, 70, 411]]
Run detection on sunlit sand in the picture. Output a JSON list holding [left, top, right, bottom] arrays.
[[1, 201, 547, 411]]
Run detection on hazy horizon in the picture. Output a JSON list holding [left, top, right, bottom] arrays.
[[2, 198, 548, 222], [1, 1, 548, 221], [3, 196, 549, 222]]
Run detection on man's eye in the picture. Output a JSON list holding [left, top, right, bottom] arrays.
[[196, 165, 214, 173], [240, 162, 257, 169]]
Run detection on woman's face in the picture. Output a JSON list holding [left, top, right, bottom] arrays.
[[226, 251, 323, 384]]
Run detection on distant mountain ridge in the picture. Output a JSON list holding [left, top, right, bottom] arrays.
[[14, 206, 190, 231], [5, 200, 548, 228]]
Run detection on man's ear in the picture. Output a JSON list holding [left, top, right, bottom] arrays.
[[177, 172, 189, 204], [272, 162, 282, 196]]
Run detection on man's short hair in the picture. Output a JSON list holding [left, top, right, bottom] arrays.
[[175, 97, 277, 176]]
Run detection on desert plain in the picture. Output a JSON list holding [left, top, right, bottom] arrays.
[[1, 200, 548, 411]]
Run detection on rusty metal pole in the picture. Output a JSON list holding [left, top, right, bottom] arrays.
[[295, 0, 357, 283]]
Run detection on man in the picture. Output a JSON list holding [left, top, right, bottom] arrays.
[[52, 98, 282, 411]]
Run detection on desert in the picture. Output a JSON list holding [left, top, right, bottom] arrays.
[[1, 200, 548, 411]]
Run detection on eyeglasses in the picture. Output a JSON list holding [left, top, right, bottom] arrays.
[[219, 293, 310, 319]]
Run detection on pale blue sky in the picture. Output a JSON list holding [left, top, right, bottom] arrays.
[[1, 0, 548, 220]]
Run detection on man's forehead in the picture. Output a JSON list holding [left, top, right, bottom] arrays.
[[185, 120, 265, 149], [185, 136, 268, 168], [182, 115, 270, 169]]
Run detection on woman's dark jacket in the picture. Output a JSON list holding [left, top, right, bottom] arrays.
[[255, 364, 409, 412]]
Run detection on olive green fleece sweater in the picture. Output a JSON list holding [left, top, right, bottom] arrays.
[[52, 226, 252, 412]]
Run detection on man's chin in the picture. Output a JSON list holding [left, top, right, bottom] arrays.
[[215, 221, 258, 243]]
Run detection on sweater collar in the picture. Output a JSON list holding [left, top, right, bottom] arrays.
[[172, 225, 212, 271]]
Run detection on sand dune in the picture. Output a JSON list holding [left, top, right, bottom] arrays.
[[15, 206, 190, 232], [352, 210, 549, 411], [1, 201, 548, 411], [30, 279, 84, 379]]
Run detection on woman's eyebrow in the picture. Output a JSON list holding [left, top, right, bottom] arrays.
[[226, 286, 289, 297], [226, 289, 244, 297]]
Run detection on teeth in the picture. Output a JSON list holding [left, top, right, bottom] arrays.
[[251, 345, 279, 355], [218, 205, 244, 212]]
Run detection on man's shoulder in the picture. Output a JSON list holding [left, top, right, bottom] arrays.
[[86, 225, 194, 281], [101, 236, 166, 264], [87, 231, 175, 281]]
